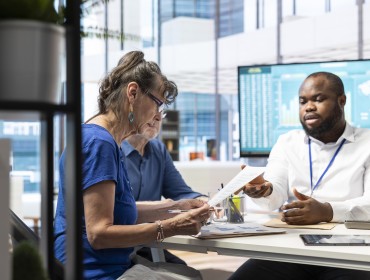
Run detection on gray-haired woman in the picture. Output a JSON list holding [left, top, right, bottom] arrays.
[[54, 51, 210, 280]]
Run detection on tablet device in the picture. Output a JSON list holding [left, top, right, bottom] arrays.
[[300, 234, 370, 246]]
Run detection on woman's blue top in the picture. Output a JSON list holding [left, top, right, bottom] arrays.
[[54, 124, 137, 280]]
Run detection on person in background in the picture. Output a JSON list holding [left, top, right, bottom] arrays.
[[230, 72, 370, 280], [54, 51, 210, 280], [123, 137, 204, 202], [122, 129, 206, 263]]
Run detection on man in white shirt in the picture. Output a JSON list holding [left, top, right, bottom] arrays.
[[230, 72, 370, 280]]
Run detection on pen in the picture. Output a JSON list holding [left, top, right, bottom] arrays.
[[168, 209, 189, 214], [168, 207, 223, 214]]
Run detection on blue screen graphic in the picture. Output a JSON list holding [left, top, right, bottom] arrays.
[[238, 60, 370, 156]]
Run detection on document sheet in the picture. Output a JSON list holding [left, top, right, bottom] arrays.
[[194, 222, 286, 239], [208, 166, 265, 207]]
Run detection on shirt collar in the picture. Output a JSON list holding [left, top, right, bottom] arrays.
[[121, 140, 137, 157], [340, 121, 355, 143], [121, 140, 153, 157]]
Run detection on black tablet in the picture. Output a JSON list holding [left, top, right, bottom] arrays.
[[300, 234, 370, 246]]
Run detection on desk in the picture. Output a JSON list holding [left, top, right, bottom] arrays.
[[149, 215, 370, 271]]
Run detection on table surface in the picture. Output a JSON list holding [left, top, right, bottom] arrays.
[[149, 214, 370, 271]]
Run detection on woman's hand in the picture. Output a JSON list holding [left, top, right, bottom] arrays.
[[174, 198, 206, 210], [165, 204, 211, 236]]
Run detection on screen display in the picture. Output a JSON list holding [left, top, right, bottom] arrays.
[[300, 234, 370, 246], [238, 60, 370, 157]]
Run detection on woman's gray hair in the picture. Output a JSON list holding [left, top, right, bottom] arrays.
[[97, 51, 178, 119]]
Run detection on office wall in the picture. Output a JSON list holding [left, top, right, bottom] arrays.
[[0, 140, 10, 280], [281, 6, 359, 60], [161, 17, 214, 45]]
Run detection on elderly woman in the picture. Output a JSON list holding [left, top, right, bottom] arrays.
[[54, 51, 210, 280]]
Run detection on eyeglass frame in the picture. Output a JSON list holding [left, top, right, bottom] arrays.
[[146, 91, 167, 118]]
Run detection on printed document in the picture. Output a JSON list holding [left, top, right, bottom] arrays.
[[194, 222, 286, 239], [208, 166, 265, 207]]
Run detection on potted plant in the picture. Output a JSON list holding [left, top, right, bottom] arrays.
[[0, 0, 64, 104], [12, 241, 49, 280], [0, 0, 139, 105]]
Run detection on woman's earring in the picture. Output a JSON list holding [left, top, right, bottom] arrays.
[[128, 104, 134, 123]]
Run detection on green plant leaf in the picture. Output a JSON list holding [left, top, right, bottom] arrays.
[[12, 241, 49, 280], [0, 0, 58, 23]]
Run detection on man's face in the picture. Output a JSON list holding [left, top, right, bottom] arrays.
[[299, 76, 345, 139]]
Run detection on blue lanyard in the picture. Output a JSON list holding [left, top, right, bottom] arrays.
[[308, 138, 346, 196]]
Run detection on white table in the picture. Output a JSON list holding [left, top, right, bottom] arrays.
[[149, 215, 370, 271]]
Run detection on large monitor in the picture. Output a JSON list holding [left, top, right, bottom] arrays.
[[238, 60, 370, 157]]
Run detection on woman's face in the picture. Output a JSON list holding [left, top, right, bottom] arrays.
[[134, 82, 166, 140]]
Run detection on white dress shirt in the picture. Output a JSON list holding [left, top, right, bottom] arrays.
[[252, 122, 370, 222]]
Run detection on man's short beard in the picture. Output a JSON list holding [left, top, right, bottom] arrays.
[[301, 103, 343, 139]]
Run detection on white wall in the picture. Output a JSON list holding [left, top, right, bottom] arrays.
[[162, 17, 214, 45], [10, 176, 24, 218], [281, 7, 358, 59], [0, 140, 11, 280], [218, 27, 277, 68]]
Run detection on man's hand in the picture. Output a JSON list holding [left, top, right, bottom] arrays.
[[281, 188, 333, 225], [243, 175, 273, 198], [239, 163, 273, 198]]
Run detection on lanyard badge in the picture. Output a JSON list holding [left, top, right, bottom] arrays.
[[308, 138, 346, 196]]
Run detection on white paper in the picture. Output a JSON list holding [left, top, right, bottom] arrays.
[[208, 166, 265, 207], [194, 222, 285, 239]]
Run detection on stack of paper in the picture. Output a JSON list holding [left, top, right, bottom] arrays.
[[194, 222, 286, 239]]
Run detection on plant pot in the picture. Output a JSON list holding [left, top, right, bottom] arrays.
[[0, 20, 65, 104]]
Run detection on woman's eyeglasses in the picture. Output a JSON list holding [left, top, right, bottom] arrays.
[[146, 92, 167, 118]]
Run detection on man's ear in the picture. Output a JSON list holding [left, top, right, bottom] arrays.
[[126, 82, 139, 103], [339, 95, 346, 107]]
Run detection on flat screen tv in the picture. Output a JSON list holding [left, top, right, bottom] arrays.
[[238, 60, 370, 157]]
